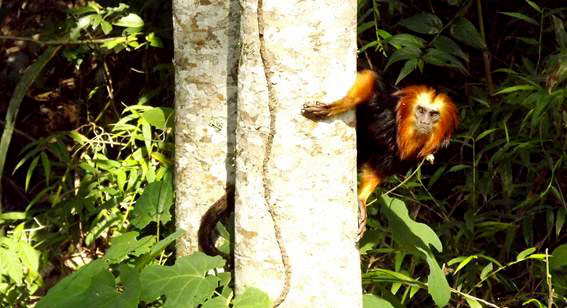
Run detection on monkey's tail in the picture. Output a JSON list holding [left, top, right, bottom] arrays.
[[198, 186, 235, 256]]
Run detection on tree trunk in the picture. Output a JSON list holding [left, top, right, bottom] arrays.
[[235, 0, 362, 306], [173, 0, 240, 256]]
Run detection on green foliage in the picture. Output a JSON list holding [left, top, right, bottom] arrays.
[[358, 0, 567, 307], [359, 2, 478, 84], [0, 224, 42, 306]]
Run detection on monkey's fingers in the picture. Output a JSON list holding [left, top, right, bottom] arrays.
[[356, 199, 367, 241], [301, 102, 333, 120]]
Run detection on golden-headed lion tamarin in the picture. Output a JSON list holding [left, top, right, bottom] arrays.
[[302, 70, 458, 236], [198, 70, 458, 255]]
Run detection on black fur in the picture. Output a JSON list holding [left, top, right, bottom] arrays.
[[356, 91, 417, 179]]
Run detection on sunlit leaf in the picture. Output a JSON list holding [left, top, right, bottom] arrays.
[[516, 247, 536, 261], [140, 253, 225, 307], [363, 294, 395, 308], [113, 13, 144, 28], [233, 287, 272, 308]]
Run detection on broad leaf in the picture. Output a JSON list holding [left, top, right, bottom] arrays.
[[131, 169, 173, 228], [105, 232, 155, 263], [386, 33, 425, 48], [384, 47, 421, 71], [363, 294, 395, 308], [140, 253, 225, 307], [400, 13, 442, 35], [450, 17, 486, 50], [38, 261, 140, 308], [113, 13, 144, 28], [422, 48, 466, 72], [233, 287, 272, 308]]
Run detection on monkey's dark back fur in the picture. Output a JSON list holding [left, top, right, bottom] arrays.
[[356, 92, 418, 178]]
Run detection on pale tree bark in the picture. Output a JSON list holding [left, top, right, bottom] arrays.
[[173, 0, 239, 256], [236, 0, 362, 307]]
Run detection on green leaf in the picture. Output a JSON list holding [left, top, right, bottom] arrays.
[[522, 299, 544, 308], [203, 296, 230, 308], [450, 17, 486, 50], [233, 287, 272, 308], [37, 259, 141, 308], [516, 247, 536, 261], [136, 230, 186, 269], [498, 12, 538, 25], [423, 248, 451, 307], [476, 128, 498, 141], [380, 195, 443, 253], [557, 208, 566, 237], [105, 232, 155, 263], [384, 47, 421, 71], [432, 35, 468, 62], [25, 156, 40, 191], [464, 297, 483, 308], [552, 16, 567, 48], [480, 262, 493, 280], [141, 118, 152, 155], [40, 151, 51, 185], [101, 20, 113, 34], [400, 13, 442, 35], [101, 37, 127, 49], [363, 268, 421, 285], [68, 131, 89, 145], [454, 255, 477, 273], [131, 169, 173, 229], [146, 32, 164, 48], [142, 107, 174, 130], [550, 244, 567, 271], [140, 253, 225, 307], [492, 85, 537, 95], [385, 33, 425, 48], [395, 58, 418, 85], [363, 294, 395, 308], [525, 0, 542, 13], [422, 48, 466, 72], [0, 46, 60, 202], [113, 13, 144, 28]]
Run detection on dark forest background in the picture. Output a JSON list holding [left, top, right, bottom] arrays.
[[0, 0, 566, 307]]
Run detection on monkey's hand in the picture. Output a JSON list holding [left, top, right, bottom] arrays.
[[357, 199, 367, 241], [302, 102, 334, 120], [425, 154, 435, 164]]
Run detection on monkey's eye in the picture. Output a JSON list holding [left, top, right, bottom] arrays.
[[430, 111, 440, 121], [417, 106, 425, 114]]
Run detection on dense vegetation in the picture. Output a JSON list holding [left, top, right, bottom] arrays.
[[0, 0, 565, 307]]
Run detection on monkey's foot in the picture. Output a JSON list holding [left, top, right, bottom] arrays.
[[302, 102, 333, 120], [356, 199, 367, 241]]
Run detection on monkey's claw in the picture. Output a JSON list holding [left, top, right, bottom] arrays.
[[356, 199, 367, 241], [302, 102, 332, 120]]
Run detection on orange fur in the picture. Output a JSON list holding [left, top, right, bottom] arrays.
[[394, 86, 458, 160]]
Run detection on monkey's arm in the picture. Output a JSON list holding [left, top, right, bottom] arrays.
[[302, 70, 377, 119]]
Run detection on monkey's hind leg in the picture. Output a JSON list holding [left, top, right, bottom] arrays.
[[302, 69, 377, 119], [357, 163, 381, 240]]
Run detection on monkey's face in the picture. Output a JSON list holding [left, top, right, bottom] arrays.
[[414, 104, 440, 135]]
